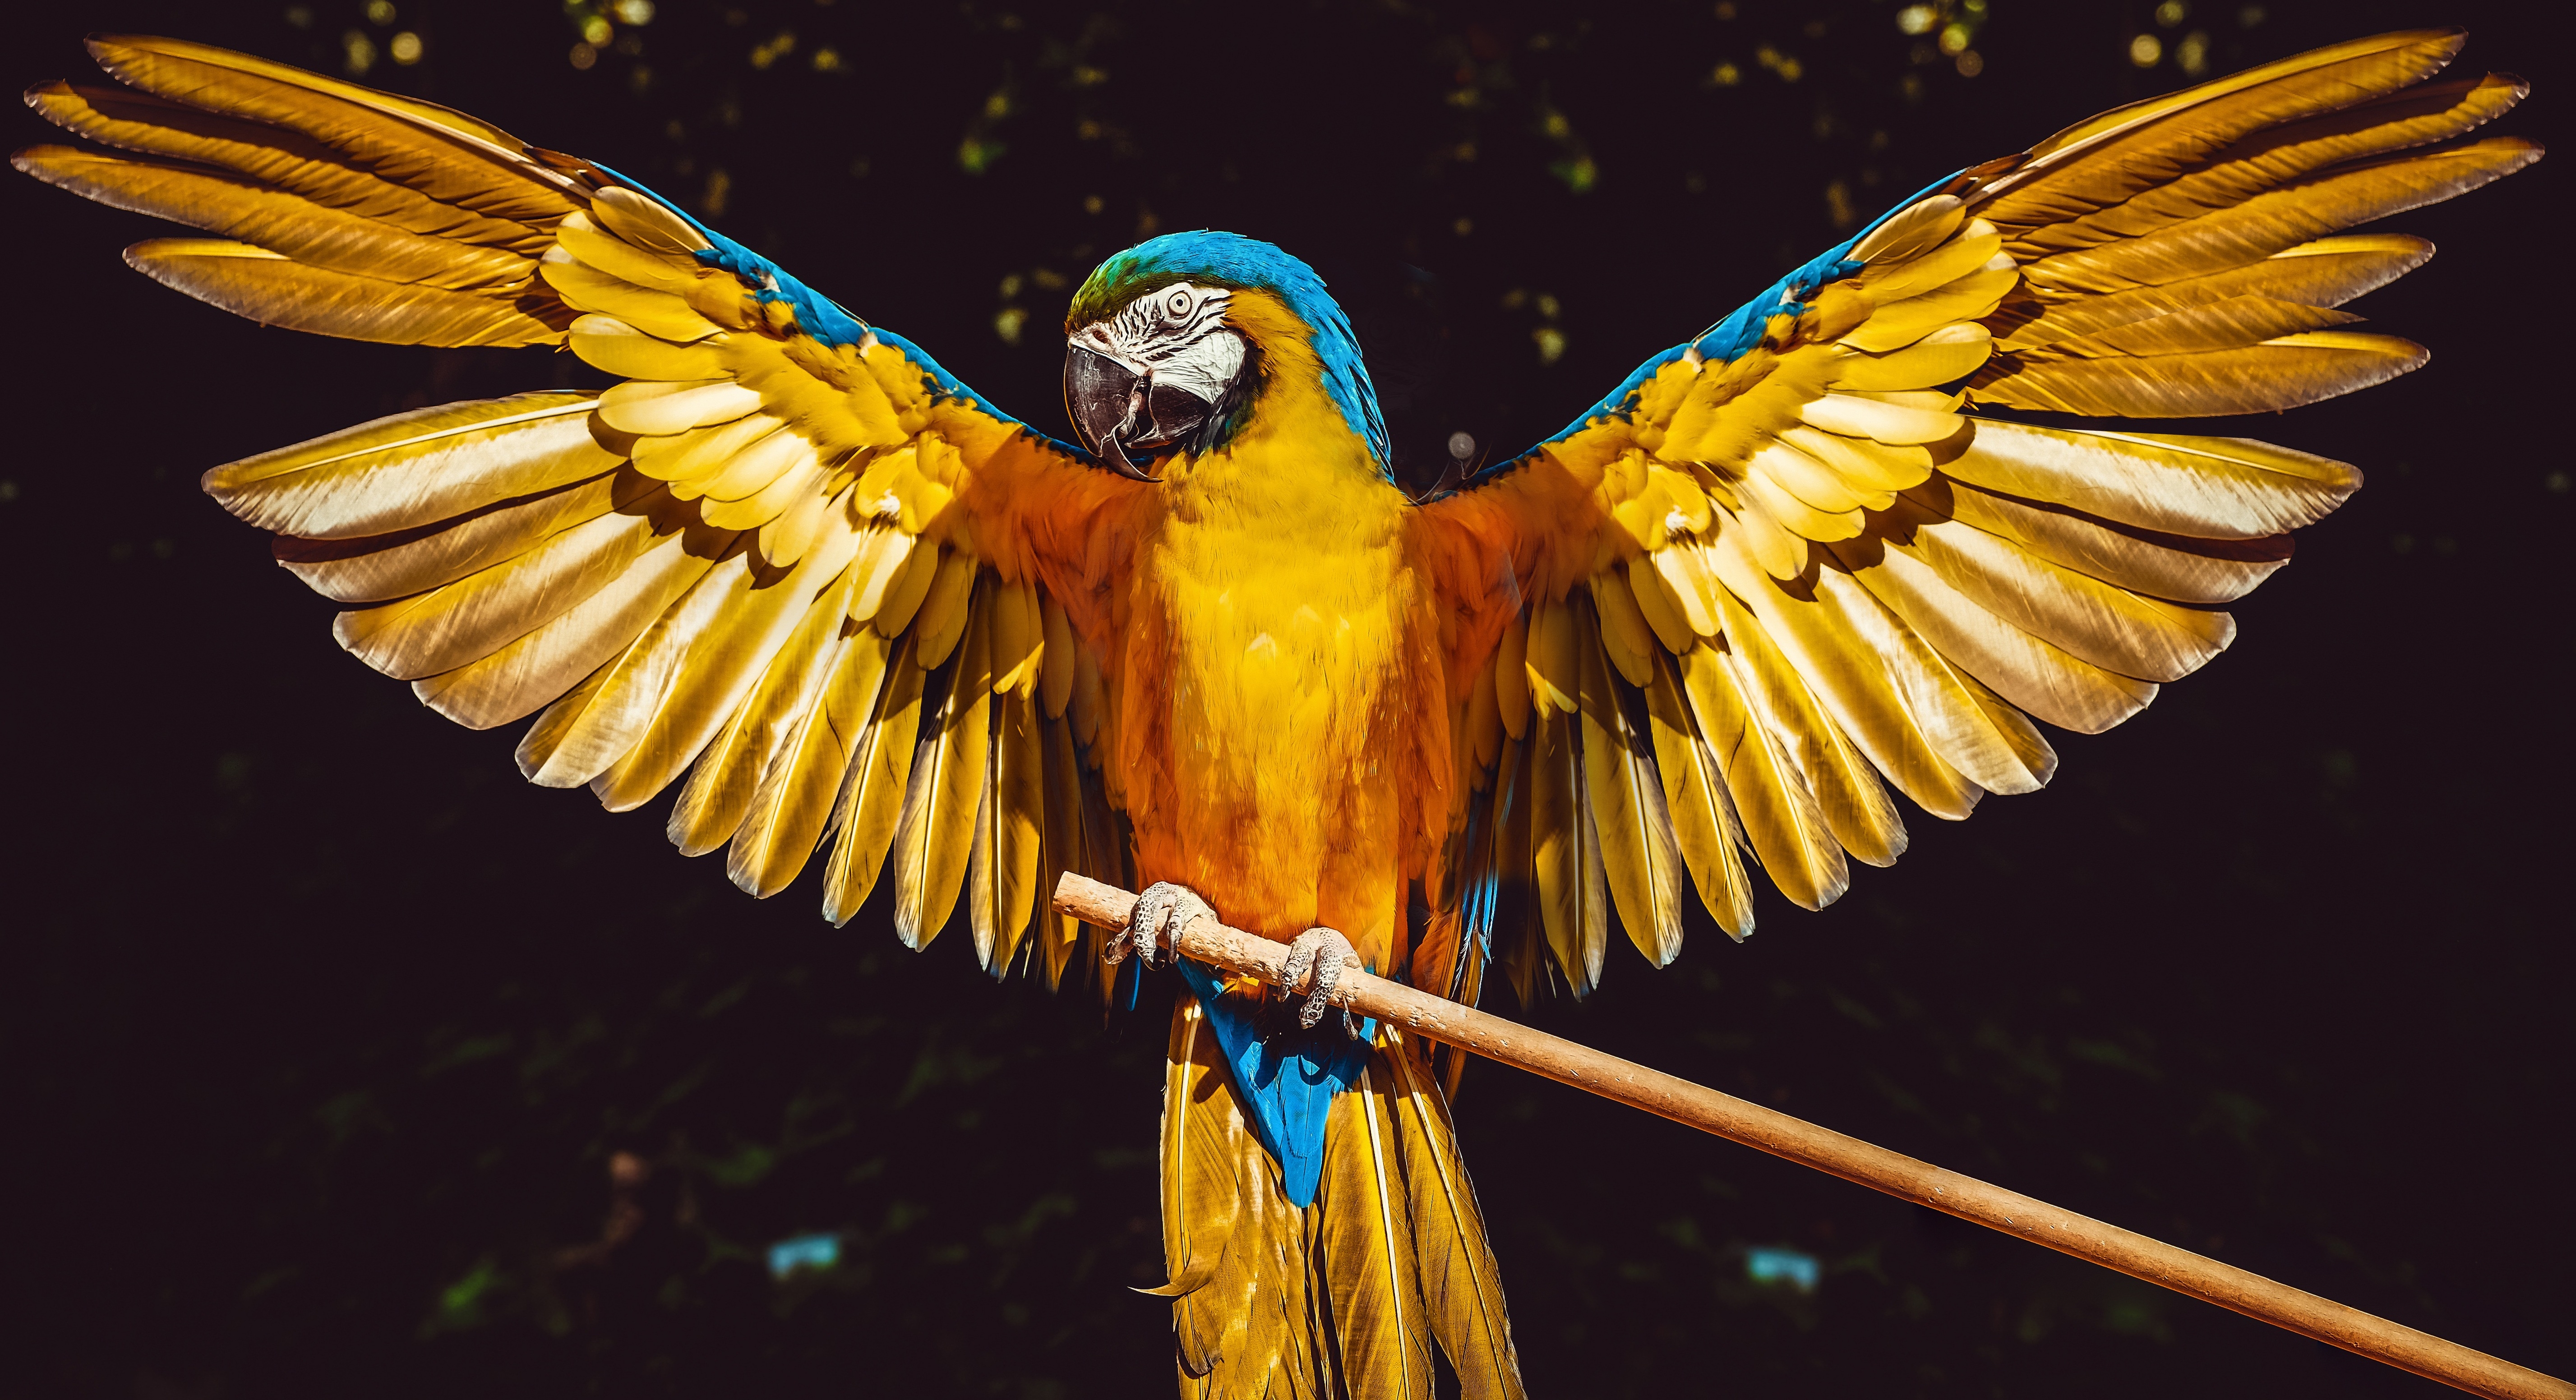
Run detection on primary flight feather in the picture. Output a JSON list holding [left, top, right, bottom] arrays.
[[18, 27, 2536, 1396]]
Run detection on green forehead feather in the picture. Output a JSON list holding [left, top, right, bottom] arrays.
[[1067, 258, 1202, 329]]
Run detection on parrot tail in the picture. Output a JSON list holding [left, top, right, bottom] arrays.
[[1155, 997, 1524, 1400]]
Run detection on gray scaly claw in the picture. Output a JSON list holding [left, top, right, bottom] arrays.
[[1112, 882, 1212, 970], [1280, 927, 1361, 1037]]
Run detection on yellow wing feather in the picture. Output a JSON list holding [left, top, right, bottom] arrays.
[[423, 525, 715, 733], [666, 562, 849, 857], [890, 589, 992, 949], [821, 636, 927, 924], [1643, 649, 1755, 939], [18, 35, 583, 344], [712, 589, 884, 885], [1576, 602, 1685, 967]]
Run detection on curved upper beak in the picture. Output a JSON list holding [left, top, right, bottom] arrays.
[[1063, 342, 1159, 481]]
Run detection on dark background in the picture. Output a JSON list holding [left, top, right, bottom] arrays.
[[3, 0, 2567, 1395]]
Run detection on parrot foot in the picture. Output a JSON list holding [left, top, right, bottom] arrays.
[[1280, 927, 1362, 1038], [1111, 882, 1212, 970]]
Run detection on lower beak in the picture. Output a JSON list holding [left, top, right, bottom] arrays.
[[1064, 345, 1160, 482]]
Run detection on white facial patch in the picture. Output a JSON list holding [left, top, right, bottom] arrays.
[[1146, 326, 1246, 404], [1085, 281, 1246, 403]]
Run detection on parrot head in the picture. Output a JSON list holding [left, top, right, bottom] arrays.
[[1063, 230, 1390, 481]]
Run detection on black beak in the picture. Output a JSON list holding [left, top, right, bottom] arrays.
[[1064, 345, 1161, 482]]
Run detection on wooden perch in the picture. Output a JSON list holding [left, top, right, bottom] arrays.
[[1053, 872, 2570, 1400]]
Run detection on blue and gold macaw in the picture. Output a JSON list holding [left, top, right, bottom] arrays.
[[20, 28, 2537, 1395]]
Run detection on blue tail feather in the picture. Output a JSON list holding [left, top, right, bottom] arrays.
[[1172, 959, 1375, 1209]]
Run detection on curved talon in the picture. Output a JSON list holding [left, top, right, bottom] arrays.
[[1280, 927, 1361, 1037], [1112, 881, 1211, 970]]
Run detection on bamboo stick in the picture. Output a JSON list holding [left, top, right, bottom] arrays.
[[1053, 872, 2571, 1400]]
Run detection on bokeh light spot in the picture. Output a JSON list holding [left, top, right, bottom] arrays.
[[1746, 1246, 1821, 1293]]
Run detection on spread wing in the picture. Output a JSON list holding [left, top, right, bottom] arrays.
[[18, 36, 1149, 985], [1413, 29, 2537, 1003]]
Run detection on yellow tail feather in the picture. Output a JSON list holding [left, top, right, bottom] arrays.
[[1157, 1003, 1524, 1399]]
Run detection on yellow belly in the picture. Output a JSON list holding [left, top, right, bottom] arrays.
[[1114, 443, 1428, 970]]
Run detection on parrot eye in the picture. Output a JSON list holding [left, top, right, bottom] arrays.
[[1165, 289, 1192, 319]]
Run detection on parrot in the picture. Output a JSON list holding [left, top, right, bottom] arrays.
[[16, 27, 2538, 1397]]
